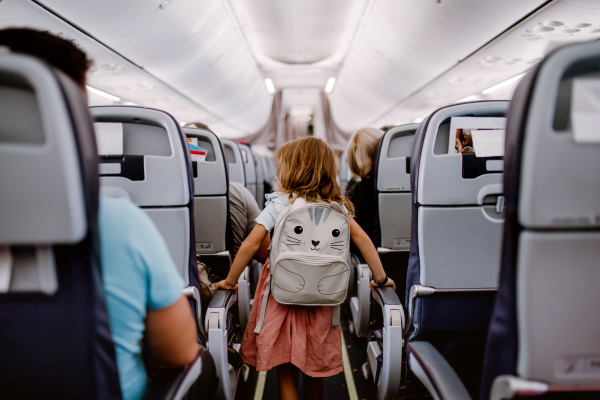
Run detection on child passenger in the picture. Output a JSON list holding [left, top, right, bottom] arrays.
[[215, 137, 395, 400]]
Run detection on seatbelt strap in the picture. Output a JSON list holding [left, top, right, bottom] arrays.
[[254, 274, 271, 334], [331, 304, 340, 327], [374, 352, 384, 386]]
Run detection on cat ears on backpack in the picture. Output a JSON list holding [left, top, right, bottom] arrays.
[[292, 198, 343, 213]]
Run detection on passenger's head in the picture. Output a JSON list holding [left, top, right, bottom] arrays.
[[275, 137, 354, 215], [0, 28, 91, 90], [185, 122, 210, 130], [347, 127, 383, 179]]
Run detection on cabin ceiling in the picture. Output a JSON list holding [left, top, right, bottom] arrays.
[[1, 0, 600, 138]]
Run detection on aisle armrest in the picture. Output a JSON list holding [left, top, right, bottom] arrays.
[[145, 349, 216, 400], [373, 286, 404, 328], [205, 289, 237, 332], [407, 341, 472, 400]]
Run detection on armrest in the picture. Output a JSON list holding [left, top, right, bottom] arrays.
[[145, 348, 213, 400], [373, 286, 401, 305], [205, 289, 237, 332], [407, 342, 472, 400], [373, 286, 404, 329], [182, 286, 207, 343]]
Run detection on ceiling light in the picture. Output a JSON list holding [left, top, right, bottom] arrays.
[[264, 78, 275, 94], [481, 73, 526, 95], [457, 94, 480, 103], [86, 86, 121, 102], [324, 77, 336, 94]]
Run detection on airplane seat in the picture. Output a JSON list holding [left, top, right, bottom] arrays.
[[348, 124, 417, 334], [476, 40, 600, 400], [339, 147, 353, 192], [0, 51, 121, 400], [0, 52, 207, 400], [221, 138, 246, 187], [253, 151, 266, 210], [184, 127, 248, 400], [404, 100, 509, 399], [239, 143, 257, 201]]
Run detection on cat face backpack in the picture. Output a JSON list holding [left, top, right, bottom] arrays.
[[254, 195, 350, 333], [254, 195, 350, 334]]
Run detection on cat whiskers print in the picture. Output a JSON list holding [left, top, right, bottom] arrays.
[[284, 235, 303, 246]]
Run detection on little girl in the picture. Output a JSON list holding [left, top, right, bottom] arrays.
[[215, 137, 395, 400]]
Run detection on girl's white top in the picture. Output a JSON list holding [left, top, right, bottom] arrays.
[[255, 192, 287, 232]]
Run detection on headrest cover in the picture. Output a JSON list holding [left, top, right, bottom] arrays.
[[0, 53, 88, 244], [222, 138, 246, 186], [517, 40, 600, 229], [414, 101, 509, 206], [91, 106, 191, 207], [184, 127, 228, 196], [376, 124, 418, 193]]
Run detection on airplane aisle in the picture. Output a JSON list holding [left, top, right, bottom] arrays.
[[234, 316, 376, 400]]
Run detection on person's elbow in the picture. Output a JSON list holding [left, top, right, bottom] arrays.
[[145, 295, 199, 368]]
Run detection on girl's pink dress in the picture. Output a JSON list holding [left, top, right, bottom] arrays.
[[239, 260, 343, 377]]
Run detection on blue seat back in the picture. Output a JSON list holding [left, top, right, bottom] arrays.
[[407, 101, 509, 397], [0, 53, 120, 399], [481, 40, 600, 399]]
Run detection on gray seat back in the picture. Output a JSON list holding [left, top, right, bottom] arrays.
[[411, 101, 508, 290], [239, 144, 257, 200], [253, 151, 265, 209], [0, 53, 121, 399], [183, 127, 229, 255], [221, 139, 246, 186], [500, 41, 600, 389], [376, 124, 418, 251], [339, 148, 353, 191], [91, 106, 194, 285]]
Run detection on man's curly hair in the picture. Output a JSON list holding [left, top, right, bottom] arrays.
[[0, 28, 92, 88]]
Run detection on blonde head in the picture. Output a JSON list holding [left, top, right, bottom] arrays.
[[275, 137, 355, 216], [347, 127, 383, 178]]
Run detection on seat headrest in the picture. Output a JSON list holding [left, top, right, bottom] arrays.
[[375, 123, 419, 193], [91, 106, 193, 207], [0, 53, 95, 245], [183, 127, 228, 196], [508, 40, 600, 229], [239, 144, 257, 185], [412, 101, 509, 206], [221, 138, 246, 186]]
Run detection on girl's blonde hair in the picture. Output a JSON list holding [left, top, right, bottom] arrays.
[[275, 137, 355, 216], [347, 127, 383, 178]]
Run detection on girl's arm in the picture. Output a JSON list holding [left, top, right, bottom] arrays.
[[214, 224, 269, 292], [349, 218, 396, 291]]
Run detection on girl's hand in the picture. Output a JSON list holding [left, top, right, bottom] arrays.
[[214, 279, 239, 294], [370, 277, 396, 291]]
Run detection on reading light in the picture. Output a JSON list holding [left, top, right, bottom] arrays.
[[481, 73, 526, 95], [324, 77, 336, 94], [86, 86, 121, 102], [264, 78, 275, 94]]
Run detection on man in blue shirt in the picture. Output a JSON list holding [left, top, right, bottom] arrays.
[[0, 28, 198, 400]]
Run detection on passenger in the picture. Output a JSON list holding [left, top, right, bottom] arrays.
[[214, 137, 395, 400], [198, 180, 270, 303], [345, 127, 383, 257], [0, 28, 198, 400], [185, 121, 210, 130]]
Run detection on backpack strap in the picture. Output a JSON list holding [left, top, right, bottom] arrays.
[[254, 273, 271, 334], [332, 304, 341, 327]]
